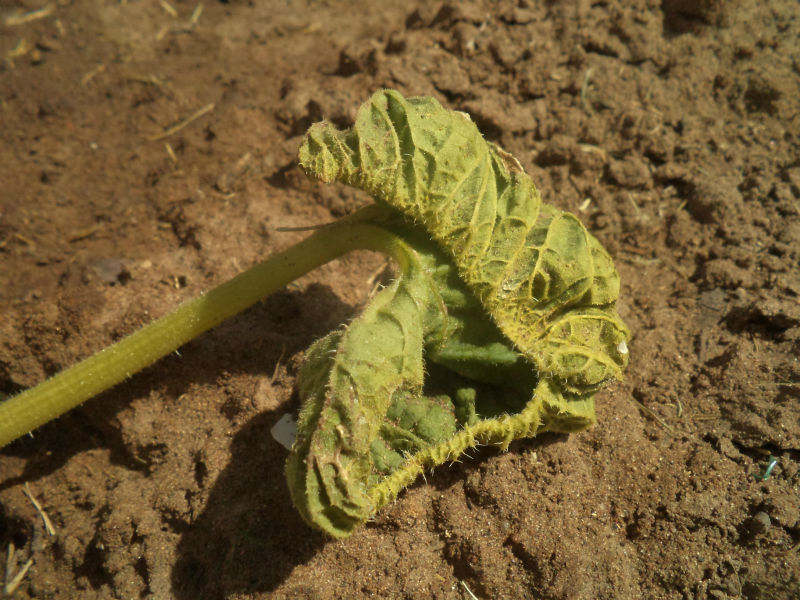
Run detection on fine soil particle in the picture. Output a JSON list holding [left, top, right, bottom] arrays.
[[1, 1, 799, 599]]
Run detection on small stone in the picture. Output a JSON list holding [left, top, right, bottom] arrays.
[[742, 511, 771, 540]]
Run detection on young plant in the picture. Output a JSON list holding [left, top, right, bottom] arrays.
[[0, 90, 629, 538]]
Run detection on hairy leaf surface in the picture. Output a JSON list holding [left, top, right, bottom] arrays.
[[289, 90, 630, 537]]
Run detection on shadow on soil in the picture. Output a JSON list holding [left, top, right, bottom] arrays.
[[170, 408, 327, 600]]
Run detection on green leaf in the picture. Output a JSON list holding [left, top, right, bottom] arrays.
[[290, 90, 630, 537], [299, 89, 629, 388]]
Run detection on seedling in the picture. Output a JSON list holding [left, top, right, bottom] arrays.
[[0, 90, 629, 537]]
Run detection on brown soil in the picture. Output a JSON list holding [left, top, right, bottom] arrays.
[[1, 1, 799, 598]]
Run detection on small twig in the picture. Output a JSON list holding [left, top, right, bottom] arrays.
[[270, 344, 287, 384], [460, 581, 480, 600], [159, 0, 178, 17], [4, 4, 55, 26], [578, 143, 608, 162], [12, 233, 36, 248], [23, 483, 56, 536], [125, 73, 165, 88], [694, 414, 720, 421], [4, 544, 13, 590], [165, 143, 178, 164], [189, 2, 204, 27], [148, 102, 214, 141], [619, 243, 651, 256], [67, 224, 101, 243], [4, 543, 34, 596], [5, 38, 32, 68], [769, 380, 800, 387], [208, 189, 236, 200], [631, 398, 675, 434], [80, 63, 106, 86], [627, 193, 643, 219]]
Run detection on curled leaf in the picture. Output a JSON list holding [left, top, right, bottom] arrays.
[[300, 89, 628, 390], [289, 90, 630, 537]]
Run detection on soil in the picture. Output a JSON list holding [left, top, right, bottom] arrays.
[[1, 1, 799, 599]]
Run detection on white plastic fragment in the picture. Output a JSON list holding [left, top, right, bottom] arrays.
[[617, 340, 628, 355], [270, 413, 297, 450]]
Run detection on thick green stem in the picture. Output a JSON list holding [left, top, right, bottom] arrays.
[[0, 206, 402, 448]]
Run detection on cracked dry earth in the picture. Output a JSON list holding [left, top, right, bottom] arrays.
[[1, 1, 799, 599]]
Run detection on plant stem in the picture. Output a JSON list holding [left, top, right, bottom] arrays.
[[0, 206, 403, 448]]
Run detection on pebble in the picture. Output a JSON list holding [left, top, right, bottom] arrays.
[[743, 511, 771, 539]]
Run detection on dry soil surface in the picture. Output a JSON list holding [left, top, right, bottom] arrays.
[[1, 1, 799, 599]]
